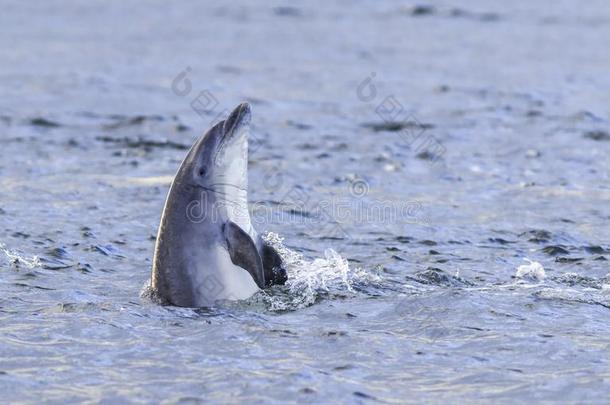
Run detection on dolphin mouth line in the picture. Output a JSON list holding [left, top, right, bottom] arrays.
[[193, 184, 247, 207], [195, 183, 247, 194], [214, 103, 251, 164], [210, 182, 247, 192]]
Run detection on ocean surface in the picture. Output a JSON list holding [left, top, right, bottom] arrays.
[[1, 1, 609, 403]]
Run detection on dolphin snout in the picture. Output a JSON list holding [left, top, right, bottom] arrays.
[[223, 102, 251, 135]]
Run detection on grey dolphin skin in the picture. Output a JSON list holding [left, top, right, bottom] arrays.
[[151, 103, 287, 307]]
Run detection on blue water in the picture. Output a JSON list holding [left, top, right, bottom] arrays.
[[1, 1, 609, 402]]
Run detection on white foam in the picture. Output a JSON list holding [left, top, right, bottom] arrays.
[[0, 242, 41, 269], [516, 258, 546, 281], [261, 232, 381, 311]]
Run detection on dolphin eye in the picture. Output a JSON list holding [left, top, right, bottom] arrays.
[[199, 168, 205, 176]]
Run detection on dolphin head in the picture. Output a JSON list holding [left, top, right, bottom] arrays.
[[181, 102, 251, 195]]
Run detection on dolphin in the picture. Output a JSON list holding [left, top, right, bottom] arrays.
[[151, 102, 286, 307]]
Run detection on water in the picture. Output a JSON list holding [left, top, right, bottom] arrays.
[[1, 1, 610, 402]]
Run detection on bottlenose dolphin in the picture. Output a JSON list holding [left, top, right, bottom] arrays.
[[151, 102, 286, 307]]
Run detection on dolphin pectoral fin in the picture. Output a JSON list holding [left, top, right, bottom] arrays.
[[261, 242, 288, 287], [223, 221, 265, 289]]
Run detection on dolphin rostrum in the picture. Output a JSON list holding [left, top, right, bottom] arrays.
[[151, 102, 286, 307]]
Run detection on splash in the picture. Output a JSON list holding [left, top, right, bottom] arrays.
[[515, 258, 546, 281], [0, 242, 41, 269], [140, 233, 382, 311], [260, 233, 382, 311]]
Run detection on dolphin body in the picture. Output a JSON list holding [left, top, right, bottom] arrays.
[[151, 103, 286, 307]]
